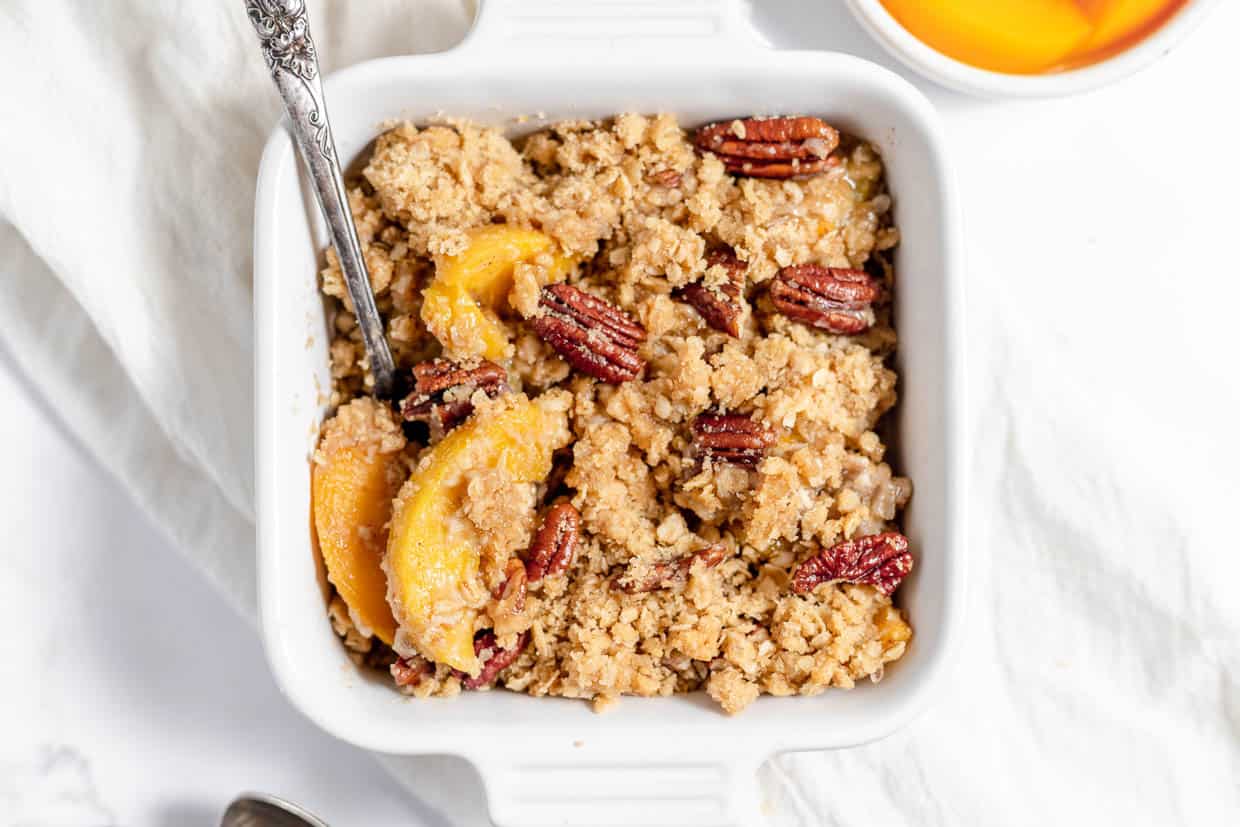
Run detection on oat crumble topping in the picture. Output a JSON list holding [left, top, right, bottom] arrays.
[[312, 113, 912, 714]]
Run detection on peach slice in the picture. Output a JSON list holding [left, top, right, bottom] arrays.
[[385, 395, 561, 674], [1074, 0, 1179, 60], [421, 225, 573, 362], [881, 0, 1093, 74], [312, 399, 406, 645], [875, 604, 913, 649]]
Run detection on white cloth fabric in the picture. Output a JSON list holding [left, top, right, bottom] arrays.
[[0, 0, 472, 618], [2, 1, 1238, 825]]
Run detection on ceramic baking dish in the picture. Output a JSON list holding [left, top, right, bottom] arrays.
[[254, 2, 965, 824]]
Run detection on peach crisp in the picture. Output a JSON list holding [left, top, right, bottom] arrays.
[[313, 114, 913, 714]]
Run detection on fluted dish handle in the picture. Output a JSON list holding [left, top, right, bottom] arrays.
[[244, 0, 397, 398], [476, 754, 763, 827], [461, 0, 765, 54]]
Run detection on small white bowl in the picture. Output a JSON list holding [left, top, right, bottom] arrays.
[[843, 0, 1222, 97]]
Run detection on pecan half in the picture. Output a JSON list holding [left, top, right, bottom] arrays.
[[455, 630, 530, 690], [648, 168, 683, 188], [613, 543, 728, 593], [401, 359, 508, 431], [694, 116, 840, 179], [769, 264, 881, 335], [791, 532, 913, 597], [530, 283, 647, 383], [675, 249, 746, 337], [692, 412, 774, 467], [391, 656, 432, 689], [526, 502, 580, 582]]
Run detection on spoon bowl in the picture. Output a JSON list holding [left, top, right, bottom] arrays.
[[220, 793, 330, 827]]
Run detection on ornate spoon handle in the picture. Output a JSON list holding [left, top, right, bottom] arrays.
[[245, 0, 397, 399]]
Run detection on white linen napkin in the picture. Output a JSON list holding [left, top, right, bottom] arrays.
[[3, 1, 1238, 826], [0, 0, 473, 617], [0, 0, 491, 822]]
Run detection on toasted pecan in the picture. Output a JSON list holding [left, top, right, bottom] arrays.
[[454, 630, 530, 690], [692, 412, 774, 467], [401, 358, 508, 431], [769, 264, 881, 335], [530, 283, 647, 383], [613, 544, 728, 593], [391, 656, 432, 688], [676, 249, 746, 337], [791, 532, 912, 597], [526, 502, 580, 582], [694, 116, 840, 179]]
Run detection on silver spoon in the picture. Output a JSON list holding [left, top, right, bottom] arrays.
[[244, 0, 397, 399], [221, 792, 330, 827]]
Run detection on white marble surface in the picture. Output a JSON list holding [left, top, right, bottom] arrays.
[[0, 352, 426, 824], [3, 1, 1240, 825]]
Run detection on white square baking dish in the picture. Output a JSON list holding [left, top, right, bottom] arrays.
[[254, 2, 965, 824]]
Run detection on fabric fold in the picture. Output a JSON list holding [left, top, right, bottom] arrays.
[[0, 220, 257, 617]]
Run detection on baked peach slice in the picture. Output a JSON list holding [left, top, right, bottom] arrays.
[[312, 399, 406, 645], [1076, 0, 1170, 57], [422, 225, 573, 361], [385, 395, 562, 674]]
